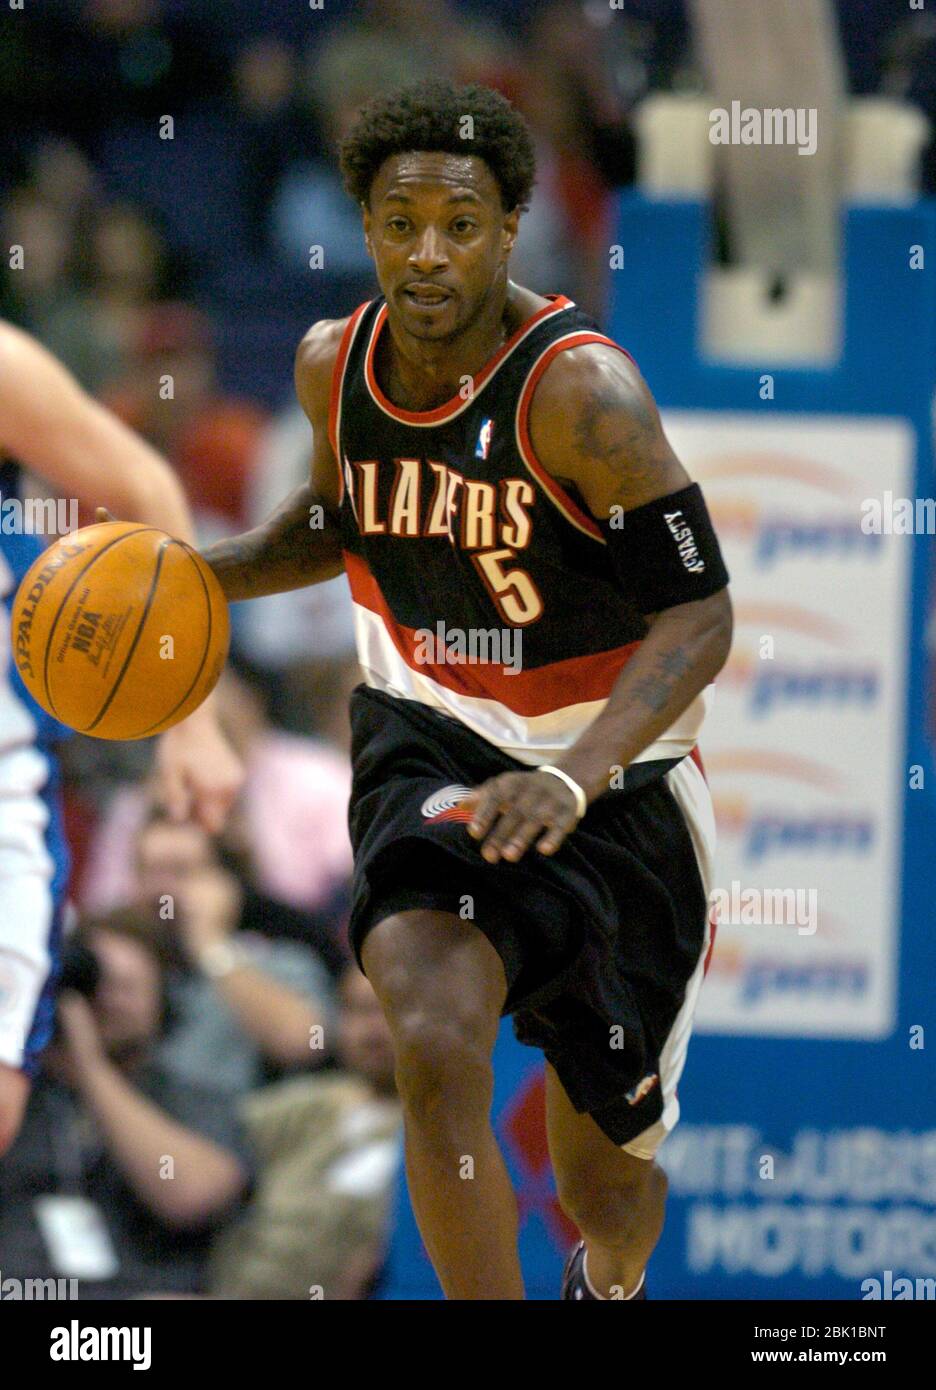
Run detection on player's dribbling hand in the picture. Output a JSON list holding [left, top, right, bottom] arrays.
[[464, 771, 581, 864], [95, 509, 244, 833]]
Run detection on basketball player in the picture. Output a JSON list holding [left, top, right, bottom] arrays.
[[202, 80, 733, 1300], [0, 321, 243, 1155]]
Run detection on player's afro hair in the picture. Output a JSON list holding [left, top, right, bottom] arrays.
[[339, 80, 536, 213]]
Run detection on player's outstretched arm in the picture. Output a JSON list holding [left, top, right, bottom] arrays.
[[200, 319, 347, 603], [0, 321, 242, 835], [0, 321, 208, 542], [199, 477, 344, 602], [467, 344, 732, 865]]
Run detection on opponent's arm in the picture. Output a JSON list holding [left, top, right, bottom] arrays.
[[467, 345, 732, 863], [0, 322, 203, 542], [0, 323, 242, 834], [200, 319, 346, 602]]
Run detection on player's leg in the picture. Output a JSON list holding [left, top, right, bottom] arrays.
[[546, 755, 717, 1298], [361, 907, 524, 1299], [546, 1061, 664, 1299]]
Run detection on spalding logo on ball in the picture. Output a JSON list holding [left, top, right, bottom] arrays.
[[10, 521, 230, 740]]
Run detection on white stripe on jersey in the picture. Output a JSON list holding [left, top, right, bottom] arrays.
[[352, 600, 712, 768]]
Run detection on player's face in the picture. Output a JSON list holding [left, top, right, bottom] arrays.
[[363, 151, 518, 341]]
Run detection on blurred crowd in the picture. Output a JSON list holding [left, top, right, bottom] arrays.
[[0, 0, 933, 1301], [0, 0, 685, 407]]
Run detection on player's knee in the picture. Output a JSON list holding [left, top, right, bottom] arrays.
[[392, 1011, 495, 1130], [557, 1158, 666, 1238], [0, 1065, 30, 1156], [363, 952, 427, 1032]]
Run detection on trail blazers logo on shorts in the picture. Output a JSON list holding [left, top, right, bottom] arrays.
[[421, 785, 475, 824], [626, 1073, 659, 1106]]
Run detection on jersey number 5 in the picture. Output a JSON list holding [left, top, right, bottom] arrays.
[[471, 548, 544, 626]]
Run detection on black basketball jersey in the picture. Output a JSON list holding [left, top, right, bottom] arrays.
[[330, 292, 709, 766]]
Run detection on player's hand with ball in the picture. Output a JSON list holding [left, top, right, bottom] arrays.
[[10, 503, 243, 836], [86, 507, 243, 835]]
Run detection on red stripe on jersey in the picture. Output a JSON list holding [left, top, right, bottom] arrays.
[[364, 295, 575, 426], [516, 332, 639, 541], [328, 301, 371, 500], [344, 550, 640, 715], [689, 744, 705, 779], [703, 914, 718, 977]]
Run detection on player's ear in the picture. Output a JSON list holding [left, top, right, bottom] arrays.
[[501, 207, 520, 260], [361, 204, 374, 258]]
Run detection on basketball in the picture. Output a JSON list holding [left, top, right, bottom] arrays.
[[9, 521, 229, 740]]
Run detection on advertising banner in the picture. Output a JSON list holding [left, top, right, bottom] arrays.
[[664, 411, 914, 1038]]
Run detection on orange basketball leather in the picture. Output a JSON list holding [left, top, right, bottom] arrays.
[[10, 521, 229, 740]]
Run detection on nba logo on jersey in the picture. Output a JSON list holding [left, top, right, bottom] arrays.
[[475, 418, 494, 460]]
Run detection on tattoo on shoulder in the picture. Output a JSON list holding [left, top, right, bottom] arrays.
[[564, 380, 667, 511], [570, 386, 656, 467]]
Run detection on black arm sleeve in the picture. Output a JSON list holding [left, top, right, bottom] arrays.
[[597, 482, 730, 614]]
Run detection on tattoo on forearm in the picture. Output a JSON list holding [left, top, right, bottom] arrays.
[[203, 484, 341, 600], [629, 646, 693, 713]]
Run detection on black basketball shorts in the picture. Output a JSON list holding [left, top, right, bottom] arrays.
[[347, 684, 717, 1154]]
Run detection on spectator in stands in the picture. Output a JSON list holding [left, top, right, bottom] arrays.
[[43, 202, 174, 395], [209, 665, 354, 933], [0, 908, 252, 1300], [271, 0, 515, 279], [102, 301, 267, 532], [0, 180, 174, 398], [78, 666, 354, 974], [29, 136, 96, 213], [130, 805, 338, 1093], [521, 0, 644, 317], [0, 189, 76, 338], [339, 0, 515, 88], [33, 0, 229, 156], [229, 36, 319, 256], [876, 6, 936, 196], [269, 35, 421, 285], [207, 964, 401, 1300]]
